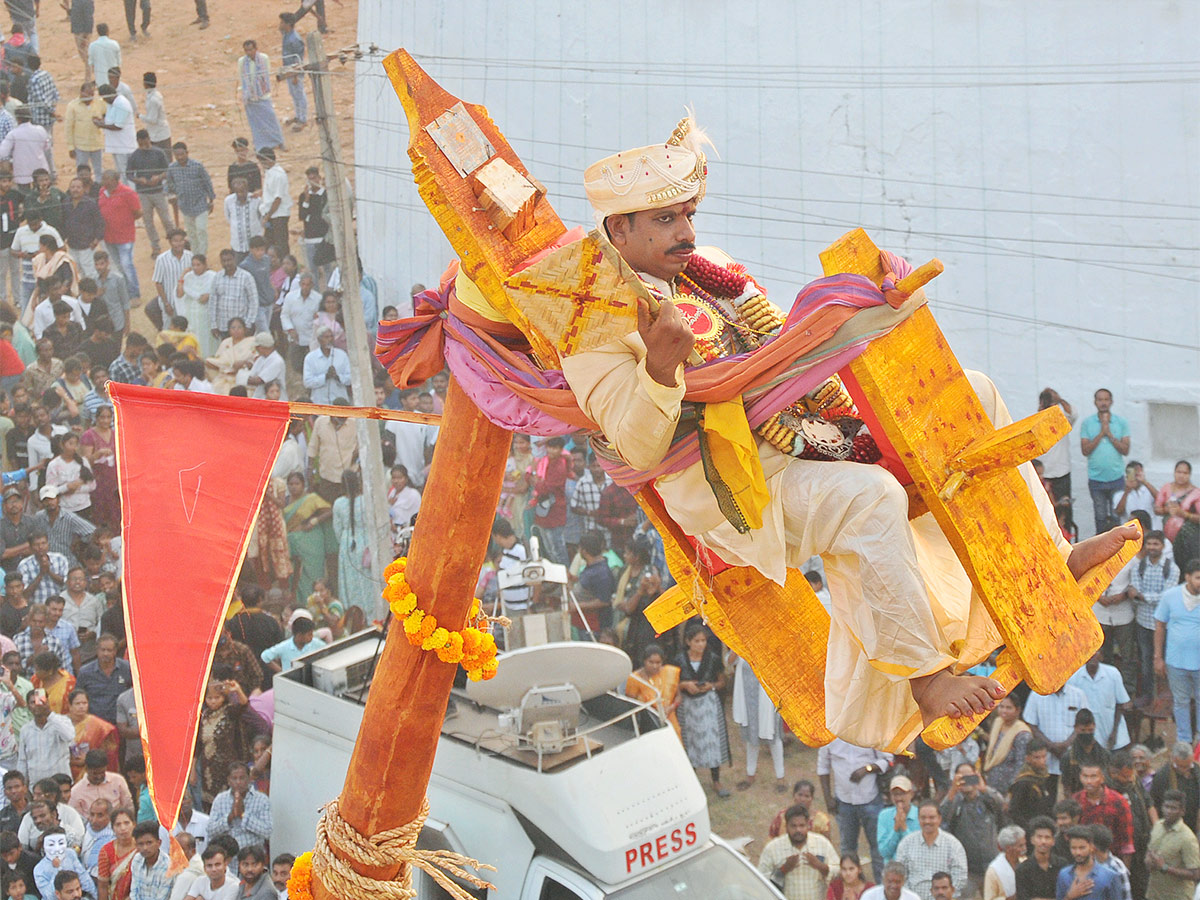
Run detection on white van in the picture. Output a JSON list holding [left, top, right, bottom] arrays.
[[272, 636, 784, 899]]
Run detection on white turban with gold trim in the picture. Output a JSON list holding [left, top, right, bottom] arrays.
[[584, 114, 713, 227]]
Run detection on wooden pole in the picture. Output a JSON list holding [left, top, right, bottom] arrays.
[[306, 31, 393, 616], [311, 378, 509, 898]]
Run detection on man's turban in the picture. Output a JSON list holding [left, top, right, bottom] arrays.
[[584, 114, 712, 226]]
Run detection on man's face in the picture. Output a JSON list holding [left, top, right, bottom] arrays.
[[918, 805, 941, 836], [1173, 753, 1193, 775], [0, 176, 10, 194], [882, 870, 905, 900], [227, 767, 249, 795], [931, 878, 954, 900], [271, 863, 291, 890], [173, 148, 189, 165], [240, 855, 265, 882], [54, 877, 81, 900], [170, 232, 186, 254], [956, 766, 978, 798], [25, 217, 41, 232], [31, 805, 55, 830], [95, 256, 109, 278], [318, 330, 333, 351], [33, 173, 49, 193], [1146, 537, 1164, 561], [86, 765, 106, 786], [101, 174, 118, 192], [1094, 390, 1112, 413], [221, 253, 237, 274], [1076, 722, 1096, 742], [244, 42, 257, 56], [96, 638, 117, 667], [46, 600, 63, 627], [1068, 837, 1092, 865], [1056, 811, 1076, 830], [87, 802, 109, 831], [891, 788, 913, 811], [204, 853, 227, 883], [1186, 570, 1200, 595], [1165, 798, 1184, 825], [2, 494, 18, 518], [294, 630, 311, 649], [606, 200, 698, 282], [135, 833, 159, 861], [3, 778, 24, 805], [136, 134, 150, 149], [1080, 767, 1104, 794], [1032, 827, 1055, 856], [67, 180, 83, 200], [67, 570, 85, 594], [1027, 748, 1048, 773], [785, 814, 809, 847]]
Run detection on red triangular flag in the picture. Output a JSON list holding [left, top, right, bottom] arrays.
[[110, 384, 288, 831]]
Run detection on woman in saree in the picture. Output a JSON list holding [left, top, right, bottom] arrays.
[[284, 471, 335, 605], [96, 807, 136, 900], [625, 642, 680, 738], [67, 689, 119, 780], [204, 316, 254, 394], [981, 694, 1032, 794]]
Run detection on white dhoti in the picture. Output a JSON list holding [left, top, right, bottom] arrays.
[[564, 322, 1070, 751]]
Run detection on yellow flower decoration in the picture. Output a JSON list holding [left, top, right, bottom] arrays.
[[287, 852, 314, 900], [384, 557, 500, 681]]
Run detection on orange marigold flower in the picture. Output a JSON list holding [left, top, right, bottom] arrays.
[[383, 558, 407, 580]]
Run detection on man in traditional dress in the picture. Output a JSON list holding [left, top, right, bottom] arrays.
[[560, 118, 1137, 750], [235, 40, 285, 154]]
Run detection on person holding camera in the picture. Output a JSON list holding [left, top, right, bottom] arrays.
[[940, 763, 1005, 898]]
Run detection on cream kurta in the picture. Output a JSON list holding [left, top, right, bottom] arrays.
[[561, 261, 1070, 750]]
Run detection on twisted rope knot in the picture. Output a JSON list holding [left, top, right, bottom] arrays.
[[313, 798, 496, 900]]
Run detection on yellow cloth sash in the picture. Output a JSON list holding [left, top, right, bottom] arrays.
[[699, 396, 770, 532]]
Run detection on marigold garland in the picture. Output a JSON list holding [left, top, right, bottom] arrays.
[[382, 557, 501, 681], [287, 852, 314, 900]]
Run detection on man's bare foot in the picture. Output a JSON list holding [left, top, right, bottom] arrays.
[[910, 669, 1005, 727], [1067, 523, 1141, 579]]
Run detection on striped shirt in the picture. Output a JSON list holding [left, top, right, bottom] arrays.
[[165, 159, 215, 217], [25, 70, 59, 128], [130, 848, 173, 900], [1132, 555, 1180, 630], [895, 830, 969, 900], [208, 268, 258, 334], [152, 249, 193, 297]]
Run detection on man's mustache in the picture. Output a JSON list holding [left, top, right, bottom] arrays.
[[668, 242, 695, 254]]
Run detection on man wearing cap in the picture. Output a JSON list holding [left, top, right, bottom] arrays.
[[246, 331, 286, 401], [302, 325, 351, 404], [561, 117, 1137, 749], [878, 775, 920, 864], [39, 485, 94, 567]]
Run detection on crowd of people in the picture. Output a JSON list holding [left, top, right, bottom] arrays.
[[481, 386, 1200, 900], [0, 2, 390, 899]]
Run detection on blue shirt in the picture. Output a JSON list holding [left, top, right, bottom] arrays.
[[1155, 585, 1200, 671], [1056, 860, 1120, 900], [876, 803, 919, 862], [261, 635, 326, 671], [33, 849, 96, 900], [1080, 413, 1130, 482]]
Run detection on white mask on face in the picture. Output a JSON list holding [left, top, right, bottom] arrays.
[[42, 833, 67, 862]]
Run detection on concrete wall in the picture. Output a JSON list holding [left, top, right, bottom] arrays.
[[353, 0, 1199, 530]]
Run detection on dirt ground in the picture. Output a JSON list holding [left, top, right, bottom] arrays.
[[33, 0, 360, 340]]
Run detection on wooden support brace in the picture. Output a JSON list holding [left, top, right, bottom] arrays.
[[950, 406, 1071, 479]]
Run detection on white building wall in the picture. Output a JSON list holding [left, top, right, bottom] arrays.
[[354, 1, 1199, 527]]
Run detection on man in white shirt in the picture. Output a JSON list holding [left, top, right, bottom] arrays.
[[301, 326, 351, 403], [1092, 555, 1139, 699], [818, 738, 891, 882], [86, 27, 121, 84], [246, 331, 286, 400], [862, 862, 922, 900], [1067, 651, 1131, 751], [183, 846, 239, 900], [169, 796, 208, 855], [31, 278, 86, 339], [280, 272, 320, 370], [11, 212, 61, 308], [93, 84, 135, 183], [257, 147, 290, 258], [16, 692, 74, 785], [1113, 461, 1159, 530], [140, 72, 170, 150]]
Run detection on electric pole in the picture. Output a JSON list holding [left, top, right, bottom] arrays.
[[306, 31, 392, 617]]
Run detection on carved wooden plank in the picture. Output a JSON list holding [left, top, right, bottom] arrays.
[[821, 229, 1113, 746]]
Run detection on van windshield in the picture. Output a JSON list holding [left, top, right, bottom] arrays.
[[607, 844, 782, 899]]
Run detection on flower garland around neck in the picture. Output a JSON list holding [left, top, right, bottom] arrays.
[[382, 558, 501, 681]]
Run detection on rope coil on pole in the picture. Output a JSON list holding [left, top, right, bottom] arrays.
[[312, 798, 496, 900]]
